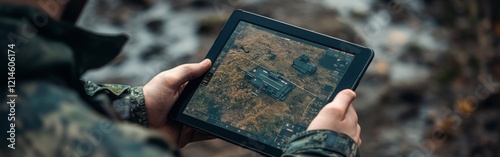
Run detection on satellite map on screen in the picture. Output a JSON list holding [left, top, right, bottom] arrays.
[[184, 21, 354, 149]]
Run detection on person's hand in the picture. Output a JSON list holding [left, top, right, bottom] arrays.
[[143, 59, 212, 148], [307, 89, 362, 146]]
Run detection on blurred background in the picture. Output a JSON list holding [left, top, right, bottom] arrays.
[[78, 0, 500, 156]]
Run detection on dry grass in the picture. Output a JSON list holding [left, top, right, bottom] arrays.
[[186, 22, 341, 139]]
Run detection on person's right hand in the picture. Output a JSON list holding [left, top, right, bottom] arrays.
[[307, 89, 362, 146]]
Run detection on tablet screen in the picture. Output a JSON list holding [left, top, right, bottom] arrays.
[[183, 21, 355, 150]]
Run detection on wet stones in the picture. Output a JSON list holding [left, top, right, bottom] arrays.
[[146, 19, 164, 33]]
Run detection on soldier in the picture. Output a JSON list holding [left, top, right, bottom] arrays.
[[0, 0, 361, 156]]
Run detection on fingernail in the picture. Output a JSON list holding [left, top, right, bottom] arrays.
[[201, 59, 210, 65], [341, 89, 356, 98], [200, 59, 207, 63]]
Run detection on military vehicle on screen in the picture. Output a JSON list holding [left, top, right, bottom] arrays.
[[292, 54, 317, 75], [244, 66, 295, 101]]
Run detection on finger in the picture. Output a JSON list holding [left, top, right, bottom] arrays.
[[178, 82, 189, 93], [178, 125, 215, 147], [322, 89, 356, 119], [345, 103, 358, 121], [191, 129, 216, 142], [177, 125, 195, 147], [164, 59, 212, 88], [357, 124, 362, 146]]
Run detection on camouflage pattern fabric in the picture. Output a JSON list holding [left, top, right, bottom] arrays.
[[0, 81, 179, 157], [0, 3, 360, 157], [83, 80, 148, 126], [283, 130, 360, 157]]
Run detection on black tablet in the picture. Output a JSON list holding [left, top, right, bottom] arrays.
[[170, 10, 374, 156]]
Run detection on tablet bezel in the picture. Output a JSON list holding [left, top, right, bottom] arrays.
[[170, 9, 374, 157]]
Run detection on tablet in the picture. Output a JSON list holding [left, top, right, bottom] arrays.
[[170, 10, 374, 156]]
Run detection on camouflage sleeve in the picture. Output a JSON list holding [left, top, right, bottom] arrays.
[[282, 130, 360, 157], [0, 81, 180, 157], [83, 80, 148, 126]]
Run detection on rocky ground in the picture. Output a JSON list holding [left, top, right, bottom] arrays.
[[78, 0, 500, 156]]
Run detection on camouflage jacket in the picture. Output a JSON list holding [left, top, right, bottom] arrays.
[[0, 4, 359, 157]]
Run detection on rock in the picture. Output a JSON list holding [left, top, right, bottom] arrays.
[[170, 0, 212, 10], [487, 57, 500, 80], [146, 19, 164, 33], [198, 15, 226, 35], [372, 60, 391, 76], [140, 46, 164, 61], [109, 53, 127, 67], [123, 0, 157, 8], [110, 6, 133, 26], [190, 0, 212, 9], [390, 62, 430, 86], [399, 42, 424, 64]]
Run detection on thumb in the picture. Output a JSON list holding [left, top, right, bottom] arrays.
[[163, 59, 212, 88], [321, 89, 356, 119]]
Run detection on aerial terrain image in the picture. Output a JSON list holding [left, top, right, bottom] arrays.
[[184, 21, 354, 149]]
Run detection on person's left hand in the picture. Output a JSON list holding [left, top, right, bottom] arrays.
[[143, 59, 212, 148]]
